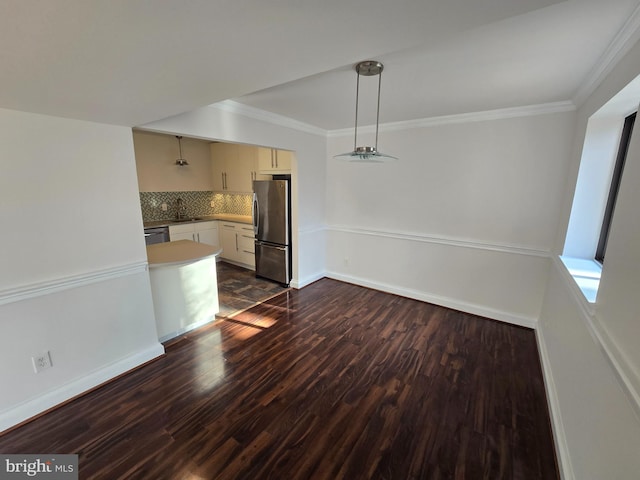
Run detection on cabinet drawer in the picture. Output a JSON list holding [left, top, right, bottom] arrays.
[[238, 234, 255, 253], [238, 249, 255, 267]]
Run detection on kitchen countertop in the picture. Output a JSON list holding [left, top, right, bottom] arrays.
[[143, 214, 252, 228], [146, 240, 222, 267]]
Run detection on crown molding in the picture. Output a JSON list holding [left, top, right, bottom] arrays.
[[573, 3, 640, 108], [327, 101, 576, 137], [211, 100, 327, 137], [212, 99, 576, 140]]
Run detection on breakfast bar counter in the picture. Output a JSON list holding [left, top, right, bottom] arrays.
[[146, 239, 222, 267], [146, 240, 222, 342]]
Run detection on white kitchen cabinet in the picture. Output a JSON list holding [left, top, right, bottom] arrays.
[[219, 221, 255, 268], [258, 147, 292, 174], [196, 222, 219, 246], [211, 143, 268, 192], [237, 224, 256, 266], [169, 221, 219, 246], [168, 228, 195, 242], [211, 142, 234, 191], [239, 144, 270, 185], [220, 225, 237, 261]]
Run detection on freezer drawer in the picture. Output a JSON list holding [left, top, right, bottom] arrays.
[[255, 241, 290, 286]]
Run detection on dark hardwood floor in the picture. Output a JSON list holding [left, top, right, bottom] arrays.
[[0, 279, 559, 479]]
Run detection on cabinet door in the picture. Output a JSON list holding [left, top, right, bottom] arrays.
[[196, 221, 219, 246], [257, 147, 275, 173], [169, 224, 195, 242], [233, 145, 258, 192], [273, 149, 292, 172], [170, 231, 194, 241], [257, 147, 292, 173], [249, 146, 270, 182], [210, 143, 227, 191], [220, 224, 238, 261]]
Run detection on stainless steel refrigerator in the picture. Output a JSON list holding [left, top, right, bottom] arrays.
[[252, 179, 291, 286]]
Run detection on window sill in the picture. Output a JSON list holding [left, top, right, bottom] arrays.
[[559, 256, 601, 303]]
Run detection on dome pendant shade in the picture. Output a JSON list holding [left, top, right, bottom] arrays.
[[175, 135, 189, 166], [334, 60, 397, 162]]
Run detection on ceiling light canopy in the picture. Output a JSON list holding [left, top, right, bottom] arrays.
[[175, 135, 189, 166], [334, 60, 397, 163]]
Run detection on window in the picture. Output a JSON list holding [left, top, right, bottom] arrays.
[[562, 73, 640, 303], [595, 112, 635, 263]]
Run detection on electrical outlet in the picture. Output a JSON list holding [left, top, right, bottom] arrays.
[[161, 203, 168, 211], [210, 200, 215, 207], [32, 351, 52, 373]]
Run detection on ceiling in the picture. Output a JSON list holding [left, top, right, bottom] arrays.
[[1, 0, 638, 130]]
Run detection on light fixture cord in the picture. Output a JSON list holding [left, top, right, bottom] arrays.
[[354, 70, 360, 152], [375, 70, 381, 151], [177, 136, 183, 159]]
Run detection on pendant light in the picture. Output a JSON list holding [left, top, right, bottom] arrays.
[[334, 60, 397, 162], [175, 135, 189, 166]]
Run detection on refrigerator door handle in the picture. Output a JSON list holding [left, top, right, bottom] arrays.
[[252, 192, 259, 236], [255, 241, 287, 251]]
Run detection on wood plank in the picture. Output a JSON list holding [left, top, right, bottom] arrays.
[[0, 278, 559, 479]]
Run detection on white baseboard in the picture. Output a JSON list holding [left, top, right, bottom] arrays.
[[0, 343, 165, 433], [535, 328, 574, 480], [325, 271, 537, 329], [219, 258, 255, 271], [290, 271, 326, 289]]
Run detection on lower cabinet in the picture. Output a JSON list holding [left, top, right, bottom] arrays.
[[168, 220, 255, 268], [169, 221, 219, 246], [219, 222, 255, 268], [195, 222, 219, 246]]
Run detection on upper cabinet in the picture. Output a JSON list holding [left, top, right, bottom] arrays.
[[211, 142, 235, 191], [258, 147, 292, 174], [239, 145, 271, 185], [211, 143, 272, 193]]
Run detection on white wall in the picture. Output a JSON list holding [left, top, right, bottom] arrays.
[[538, 266, 640, 480], [326, 110, 575, 325], [141, 103, 328, 288], [0, 108, 163, 432], [133, 130, 213, 192], [538, 38, 640, 479]]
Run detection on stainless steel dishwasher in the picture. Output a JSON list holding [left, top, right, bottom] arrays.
[[144, 226, 170, 245]]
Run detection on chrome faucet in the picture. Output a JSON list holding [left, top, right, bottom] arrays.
[[175, 198, 187, 219]]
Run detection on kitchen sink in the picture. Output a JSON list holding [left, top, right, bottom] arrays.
[[172, 217, 203, 223]]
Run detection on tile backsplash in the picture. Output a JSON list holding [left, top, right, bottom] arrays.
[[140, 191, 252, 221]]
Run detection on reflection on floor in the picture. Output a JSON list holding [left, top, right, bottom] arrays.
[[216, 261, 289, 319]]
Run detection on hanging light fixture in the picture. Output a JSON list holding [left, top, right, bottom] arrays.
[[334, 60, 397, 162], [175, 135, 189, 166]]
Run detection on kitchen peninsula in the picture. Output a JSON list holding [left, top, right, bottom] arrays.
[[147, 240, 222, 342]]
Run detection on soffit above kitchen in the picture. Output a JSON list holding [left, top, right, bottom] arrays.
[[0, 0, 637, 129]]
